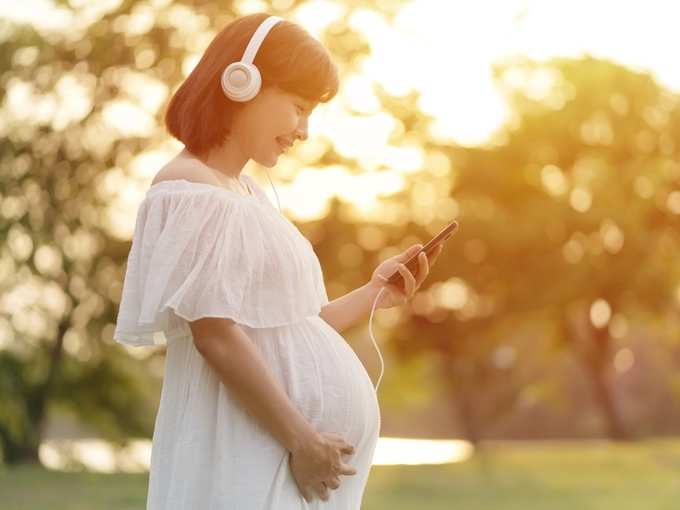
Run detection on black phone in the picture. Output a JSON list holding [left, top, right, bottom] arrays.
[[385, 220, 459, 285]]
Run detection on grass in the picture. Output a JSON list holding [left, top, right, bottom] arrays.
[[363, 438, 680, 510], [1, 439, 679, 509]]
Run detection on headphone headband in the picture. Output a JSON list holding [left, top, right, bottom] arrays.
[[241, 16, 283, 65], [221, 15, 284, 102]]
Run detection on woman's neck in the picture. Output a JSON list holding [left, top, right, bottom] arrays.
[[181, 147, 252, 196]]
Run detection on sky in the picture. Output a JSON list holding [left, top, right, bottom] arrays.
[[291, 0, 680, 146]]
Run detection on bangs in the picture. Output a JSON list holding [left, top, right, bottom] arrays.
[[259, 22, 339, 104]]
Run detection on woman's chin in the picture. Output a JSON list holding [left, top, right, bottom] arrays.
[[254, 153, 279, 168]]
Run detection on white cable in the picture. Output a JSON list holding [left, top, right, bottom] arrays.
[[265, 170, 385, 395], [263, 168, 283, 214], [368, 286, 387, 392]]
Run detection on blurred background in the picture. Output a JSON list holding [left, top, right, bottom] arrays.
[[1, 0, 680, 508]]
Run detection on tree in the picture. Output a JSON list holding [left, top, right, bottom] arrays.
[[387, 56, 680, 440]]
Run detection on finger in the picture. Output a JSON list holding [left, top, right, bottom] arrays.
[[416, 251, 429, 286], [326, 476, 341, 490], [328, 434, 355, 454], [397, 264, 415, 295], [300, 486, 313, 503], [338, 462, 357, 476], [340, 443, 355, 455], [398, 263, 415, 296], [315, 482, 330, 501], [427, 244, 444, 265], [294, 472, 314, 502]]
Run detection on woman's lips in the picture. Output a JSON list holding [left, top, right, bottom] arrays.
[[276, 137, 292, 153]]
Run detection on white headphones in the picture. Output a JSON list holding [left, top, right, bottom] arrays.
[[221, 15, 283, 102], [221, 16, 287, 213], [222, 15, 388, 395]]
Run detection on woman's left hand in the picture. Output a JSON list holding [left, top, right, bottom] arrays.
[[368, 243, 444, 309]]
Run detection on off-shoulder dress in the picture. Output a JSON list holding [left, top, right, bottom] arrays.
[[114, 175, 380, 509]]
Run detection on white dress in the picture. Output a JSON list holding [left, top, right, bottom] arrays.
[[113, 176, 381, 509]]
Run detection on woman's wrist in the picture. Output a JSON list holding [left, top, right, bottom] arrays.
[[286, 418, 321, 455], [363, 278, 384, 297]]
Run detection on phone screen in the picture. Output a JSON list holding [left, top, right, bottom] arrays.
[[385, 220, 459, 285]]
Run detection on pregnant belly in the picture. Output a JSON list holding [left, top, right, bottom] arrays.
[[245, 315, 381, 452], [157, 318, 381, 508]]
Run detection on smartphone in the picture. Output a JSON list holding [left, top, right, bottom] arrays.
[[384, 220, 459, 285]]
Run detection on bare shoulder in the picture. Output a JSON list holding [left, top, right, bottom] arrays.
[[151, 153, 220, 187]]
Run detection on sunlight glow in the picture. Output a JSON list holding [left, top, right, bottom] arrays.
[[39, 436, 474, 472], [570, 187, 592, 213], [283, 166, 407, 222], [5, 0, 680, 149], [345, 0, 680, 147], [116, 69, 169, 115], [102, 99, 155, 137], [7, 0, 680, 226], [613, 347, 635, 373], [342, 73, 381, 114], [3, 73, 95, 131], [40, 438, 151, 473], [590, 298, 612, 329], [541, 165, 568, 197], [293, 0, 347, 38], [372, 437, 474, 466], [600, 219, 624, 254], [434, 278, 470, 310]]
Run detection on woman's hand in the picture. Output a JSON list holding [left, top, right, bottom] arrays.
[[368, 243, 444, 309], [289, 430, 357, 503]]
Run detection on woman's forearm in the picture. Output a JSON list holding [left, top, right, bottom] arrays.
[[195, 325, 317, 454], [319, 281, 381, 334]]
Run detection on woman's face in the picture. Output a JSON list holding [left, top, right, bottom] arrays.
[[230, 86, 317, 168]]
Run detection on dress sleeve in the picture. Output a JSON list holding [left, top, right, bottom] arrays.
[[113, 184, 329, 347]]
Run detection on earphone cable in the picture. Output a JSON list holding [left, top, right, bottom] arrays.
[[368, 286, 386, 392], [265, 169, 385, 394], [264, 168, 283, 214]]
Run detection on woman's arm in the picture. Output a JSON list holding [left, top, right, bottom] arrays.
[[319, 281, 382, 335], [320, 243, 443, 334], [189, 317, 318, 454], [189, 318, 358, 502]]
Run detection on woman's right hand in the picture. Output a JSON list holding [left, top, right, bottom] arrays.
[[288, 430, 357, 503]]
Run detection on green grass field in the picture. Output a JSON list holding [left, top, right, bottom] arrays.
[[1, 439, 679, 509]]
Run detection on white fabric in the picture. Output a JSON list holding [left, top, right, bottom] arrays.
[[114, 176, 381, 509]]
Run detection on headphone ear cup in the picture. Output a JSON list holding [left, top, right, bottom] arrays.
[[221, 62, 261, 102]]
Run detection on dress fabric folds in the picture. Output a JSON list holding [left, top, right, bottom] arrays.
[[114, 176, 381, 509]]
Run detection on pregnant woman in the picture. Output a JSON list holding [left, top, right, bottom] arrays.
[[114, 12, 442, 509]]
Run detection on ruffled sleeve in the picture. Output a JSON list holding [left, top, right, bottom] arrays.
[[113, 180, 329, 347]]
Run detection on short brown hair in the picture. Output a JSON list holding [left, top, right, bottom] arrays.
[[164, 13, 339, 156]]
